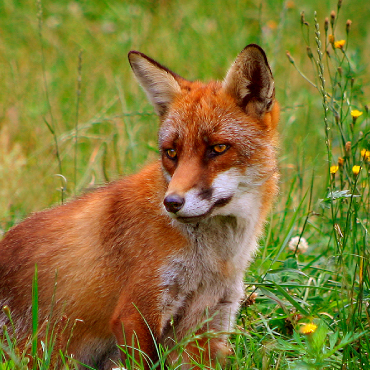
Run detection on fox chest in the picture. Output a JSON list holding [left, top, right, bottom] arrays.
[[158, 255, 229, 338], [160, 255, 224, 311], [158, 220, 250, 339]]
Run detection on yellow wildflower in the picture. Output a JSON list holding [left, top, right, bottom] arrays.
[[328, 34, 335, 44], [361, 149, 370, 160], [334, 39, 346, 49], [352, 165, 361, 176], [330, 165, 339, 174], [300, 323, 318, 335], [351, 110, 363, 118]]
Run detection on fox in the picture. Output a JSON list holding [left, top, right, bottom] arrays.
[[0, 44, 279, 369]]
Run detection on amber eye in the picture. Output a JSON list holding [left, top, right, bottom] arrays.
[[212, 144, 228, 154], [165, 148, 177, 159]]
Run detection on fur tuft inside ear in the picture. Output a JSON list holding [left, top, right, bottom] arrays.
[[128, 51, 182, 117], [222, 44, 275, 116]]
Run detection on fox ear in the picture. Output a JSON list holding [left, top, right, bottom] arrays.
[[128, 51, 182, 117], [222, 44, 275, 116]]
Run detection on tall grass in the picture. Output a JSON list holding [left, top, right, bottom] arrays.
[[0, 0, 369, 369], [239, 3, 370, 369]]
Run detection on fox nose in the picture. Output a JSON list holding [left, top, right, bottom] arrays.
[[164, 193, 185, 213]]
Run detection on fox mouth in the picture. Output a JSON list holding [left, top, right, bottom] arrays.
[[172, 196, 233, 224], [176, 215, 209, 224]]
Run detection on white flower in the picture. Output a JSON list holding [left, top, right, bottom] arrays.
[[288, 236, 309, 253]]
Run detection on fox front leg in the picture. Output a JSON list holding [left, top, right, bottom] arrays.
[[110, 294, 162, 370]]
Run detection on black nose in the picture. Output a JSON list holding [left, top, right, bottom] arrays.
[[163, 193, 185, 213]]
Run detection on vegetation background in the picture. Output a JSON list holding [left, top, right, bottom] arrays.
[[0, 0, 369, 369]]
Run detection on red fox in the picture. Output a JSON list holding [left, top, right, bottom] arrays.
[[0, 44, 279, 369]]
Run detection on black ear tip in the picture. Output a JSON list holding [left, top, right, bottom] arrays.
[[243, 44, 266, 54], [128, 50, 143, 61], [245, 43, 264, 50], [241, 44, 271, 71]]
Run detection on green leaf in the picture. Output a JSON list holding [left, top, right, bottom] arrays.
[[320, 190, 360, 209], [269, 281, 310, 316]]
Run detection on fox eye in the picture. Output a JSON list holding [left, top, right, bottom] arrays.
[[165, 148, 177, 159], [212, 144, 229, 155]]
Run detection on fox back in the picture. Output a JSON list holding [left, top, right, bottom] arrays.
[[0, 44, 279, 369]]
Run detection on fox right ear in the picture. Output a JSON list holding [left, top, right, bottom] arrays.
[[222, 44, 275, 116], [128, 51, 182, 117]]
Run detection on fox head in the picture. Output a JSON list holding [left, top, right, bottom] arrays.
[[128, 44, 279, 224]]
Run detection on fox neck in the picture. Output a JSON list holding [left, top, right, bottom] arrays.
[[174, 196, 262, 271]]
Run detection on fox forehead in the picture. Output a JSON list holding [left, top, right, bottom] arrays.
[[158, 82, 260, 150]]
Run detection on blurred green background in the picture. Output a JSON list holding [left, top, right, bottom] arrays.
[[0, 0, 369, 226]]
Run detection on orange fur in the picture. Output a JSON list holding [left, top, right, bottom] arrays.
[[0, 44, 279, 369]]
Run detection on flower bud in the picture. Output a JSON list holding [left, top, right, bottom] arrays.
[[324, 17, 329, 32], [346, 19, 352, 34], [286, 51, 295, 64], [306, 46, 313, 59], [2, 305, 11, 320], [345, 141, 351, 154], [330, 11, 336, 28]]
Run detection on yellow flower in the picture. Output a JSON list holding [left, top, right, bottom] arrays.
[[351, 110, 363, 118], [352, 165, 361, 176], [300, 323, 318, 335], [328, 34, 335, 44], [334, 39, 346, 49], [330, 165, 339, 174], [361, 149, 370, 160]]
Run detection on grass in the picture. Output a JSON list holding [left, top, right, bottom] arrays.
[[1, 0, 370, 368]]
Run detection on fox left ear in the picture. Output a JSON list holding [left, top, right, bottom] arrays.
[[222, 44, 275, 116], [128, 51, 182, 117]]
